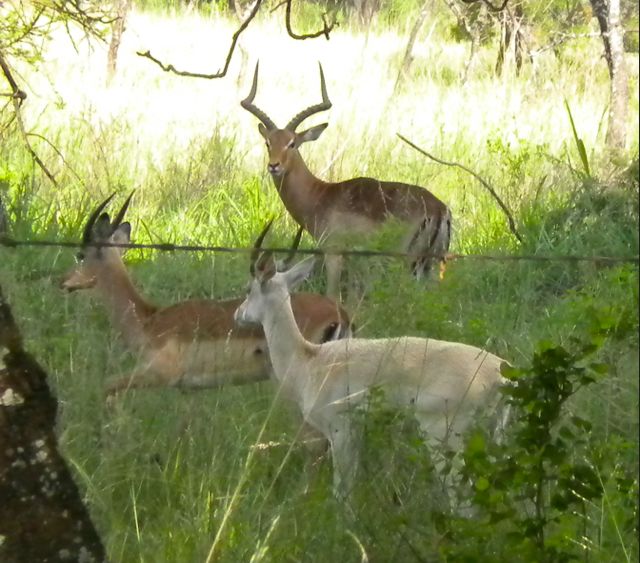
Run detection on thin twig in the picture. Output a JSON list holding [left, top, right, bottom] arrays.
[[137, 0, 263, 79], [270, 0, 287, 13], [283, 0, 336, 40], [0, 50, 58, 188], [397, 133, 524, 244], [460, 0, 509, 12], [530, 31, 611, 58]]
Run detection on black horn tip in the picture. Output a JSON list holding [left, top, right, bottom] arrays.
[[283, 225, 304, 268], [82, 192, 116, 243], [250, 218, 275, 265], [113, 190, 135, 228]]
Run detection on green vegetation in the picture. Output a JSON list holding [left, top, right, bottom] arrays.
[[0, 4, 638, 562]]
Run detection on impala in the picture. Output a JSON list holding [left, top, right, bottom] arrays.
[[234, 222, 508, 500], [241, 62, 453, 298], [60, 194, 352, 398]]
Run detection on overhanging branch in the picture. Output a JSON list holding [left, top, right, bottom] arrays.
[[137, 0, 335, 80], [137, 0, 263, 79], [283, 0, 336, 40]]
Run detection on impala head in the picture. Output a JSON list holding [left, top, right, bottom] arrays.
[[60, 192, 134, 292], [234, 221, 315, 326], [240, 62, 332, 177]]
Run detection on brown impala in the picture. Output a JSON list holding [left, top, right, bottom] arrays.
[[60, 194, 352, 398], [241, 62, 452, 298]]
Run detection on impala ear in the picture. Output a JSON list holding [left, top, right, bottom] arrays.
[[296, 123, 328, 146], [94, 213, 112, 240], [283, 258, 316, 290], [258, 123, 269, 140], [111, 222, 131, 251]]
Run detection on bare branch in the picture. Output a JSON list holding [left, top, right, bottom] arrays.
[[529, 31, 612, 58], [0, 50, 58, 188], [0, 56, 27, 105], [397, 133, 523, 244], [460, 0, 509, 12], [270, 0, 288, 13], [26, 133, 85, 186], [137, 0, 263, 80], [283, 0, 336, 40]]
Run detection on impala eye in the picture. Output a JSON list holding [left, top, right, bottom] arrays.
[[287, 140, 295, 149], [75, 251, 85, 263]]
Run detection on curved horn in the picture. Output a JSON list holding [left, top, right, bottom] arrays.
[[112, 191, 134, 229], [285, 63, 332, 132], [282, 226, 304, 269], [250, 218, 274, 265], [82, 193, 115, 243], [240, 62, 277, 131]]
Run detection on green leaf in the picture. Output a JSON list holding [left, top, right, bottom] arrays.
[[475, 477, 490, 491], [564, 99, 591, 178]]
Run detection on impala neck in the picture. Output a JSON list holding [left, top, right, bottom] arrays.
[[94, 261, 156, 349], [273, 151, 326, 236], [261, 291, 317, 397]]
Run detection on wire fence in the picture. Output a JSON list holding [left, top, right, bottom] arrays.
[[0, 234, 638, 265]]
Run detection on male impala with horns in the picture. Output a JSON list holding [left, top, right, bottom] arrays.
[[241, 62, 452, 299]]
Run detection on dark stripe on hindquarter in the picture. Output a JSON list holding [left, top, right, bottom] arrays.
[[427, 211, 442, 252]]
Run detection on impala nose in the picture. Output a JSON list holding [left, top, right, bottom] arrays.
[[268, 163, 281, 175]]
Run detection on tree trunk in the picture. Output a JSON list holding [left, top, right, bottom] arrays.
[[393, 0, 430, 93], [589, 0, 613, 73], [106, 0, 132, 85], [604, 0, 628, 149], [496, 5, 524, 76], [0, 287, 106, 562], [0, 194, 8, 235]]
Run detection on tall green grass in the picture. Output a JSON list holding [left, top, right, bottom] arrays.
[[0, 5, 638, 561]]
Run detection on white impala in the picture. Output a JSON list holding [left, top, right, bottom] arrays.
[[235, 222, 509, 500]]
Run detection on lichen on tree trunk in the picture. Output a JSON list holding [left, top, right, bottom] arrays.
[[0, 286, 106, 562]]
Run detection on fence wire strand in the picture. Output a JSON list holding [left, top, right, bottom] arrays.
[[0, 234, 638, 265]]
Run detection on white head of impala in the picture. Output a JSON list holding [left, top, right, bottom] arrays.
[[234, 221, 316, 327]]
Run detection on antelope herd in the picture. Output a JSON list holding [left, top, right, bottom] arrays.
[[62, 63, 509, 506]]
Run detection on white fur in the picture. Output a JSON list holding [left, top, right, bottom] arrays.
[[235, 258, 508, 499]]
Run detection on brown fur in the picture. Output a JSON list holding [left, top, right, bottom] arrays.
[[243, 67, 452, 296], [61, 214, 352, 395]]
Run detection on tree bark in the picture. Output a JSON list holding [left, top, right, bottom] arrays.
[[0, 194, 7, 235], [496, 4, 524, 76], [589, 0, 613, 72], [604, 0, 628, 149], [393, 0, 430, 93], [0, 287, 106, 562], [106, 0, 132, 85]]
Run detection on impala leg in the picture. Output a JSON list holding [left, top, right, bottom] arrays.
[[328, 417, 359, 501], [105, 363, 179, 400], [325, 254, 343, 300]]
